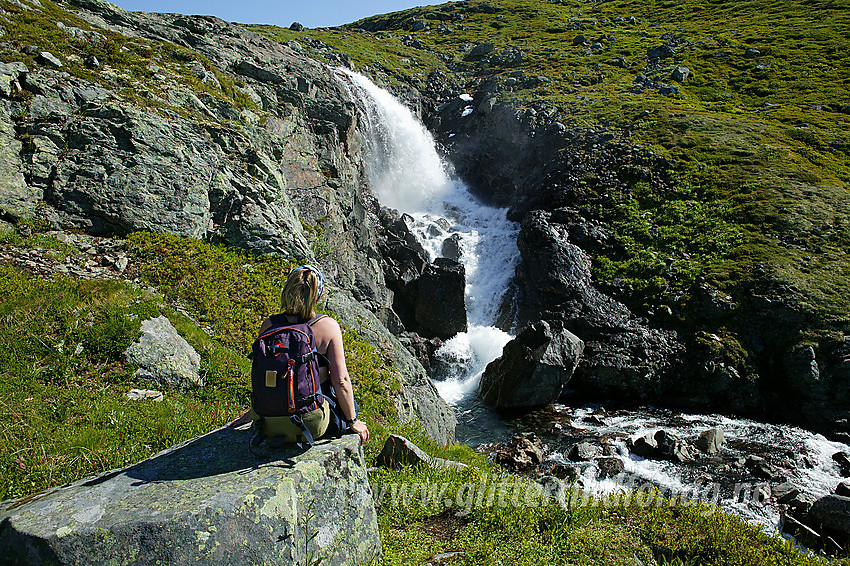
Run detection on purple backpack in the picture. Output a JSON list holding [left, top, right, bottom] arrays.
[[251, 314, 327, 418]]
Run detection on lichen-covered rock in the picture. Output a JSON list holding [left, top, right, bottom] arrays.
[[124, 316, 202, 391], [0, 428, 380, 566], [0, 102, 39, 220]]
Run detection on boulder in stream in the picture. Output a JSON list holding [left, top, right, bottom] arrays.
[[695, 428, 725, 454], [479, 320, 584, 410], [414, 258, 467, 339]]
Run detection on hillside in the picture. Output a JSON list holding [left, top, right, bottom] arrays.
[[253, 0, 850, 438]]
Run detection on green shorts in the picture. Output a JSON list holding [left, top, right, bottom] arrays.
[[252, 399, 330, 443]]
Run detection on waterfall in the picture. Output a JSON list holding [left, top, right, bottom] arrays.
[[339, 69, 520, 407]]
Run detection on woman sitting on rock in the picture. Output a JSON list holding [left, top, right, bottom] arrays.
[[251, 265, 369, 446]]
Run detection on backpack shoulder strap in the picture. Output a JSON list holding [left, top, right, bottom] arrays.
[[307, 314, 328, 327]]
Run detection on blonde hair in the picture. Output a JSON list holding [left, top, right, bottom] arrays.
[[281, 268, 319, 321]]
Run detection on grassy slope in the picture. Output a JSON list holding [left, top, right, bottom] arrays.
[[254, 0, 850, 335]]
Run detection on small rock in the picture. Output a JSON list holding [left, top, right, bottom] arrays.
[[412, 20, 427, 32], [647, 44, 675, 59], [21, 45, 38, 55], [123, 316, 203, 391], [572, 35, 587, 46], [832, 452, 850, 477], [695, 428, 724, 454], [289, 22, 304, 31], [37, 51, 62, 68], [590, 42, 603, 50], [595, 457, 625, 478], [115, 255, 129, 273], [745, 47, 761, 58], [671, 65, 690, 82], [568, 442, 602, 462], [836, 481, 850, 497], [466, 42, 494, 59], [497, 432, 545, 471], [629, 432, 658, 458], [549, 463, 579, 481], [125, 389, 164, 402], [773, 482, 801, 504], [657, 83, 679, 96], [84, 55, 100, 69], [376, 434, 430, 468]]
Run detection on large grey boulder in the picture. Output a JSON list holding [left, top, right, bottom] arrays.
[[0, 428, 380, 565], [810, 494, 850, 536], [124, 316, 203, 391], [479, 320, 584, 410]]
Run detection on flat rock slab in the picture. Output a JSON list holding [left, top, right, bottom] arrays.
[[0, 426, 380, 565]]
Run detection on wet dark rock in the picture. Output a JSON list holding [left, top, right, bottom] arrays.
[[479, 320, 584, 410], [497, 432, 545, 471], [378, 208, 429, 327], [836, 481, 850, 497], [629, 432, 658, 458], [596, 457, 625, 478], [810, 495, 850, 537], [773, 482, 801, 504], [415, 258, 467, 339], [655, 430, 693, 463], [549, 463, 579, 481], [832, 452, 850, 477], [746, 456, 777, 480], [510, 210, 684, 404], [782, 513, 822, 548], [568, 442, 602, 461], [695, 428, 725, 454], [441, 233, 463, 261]]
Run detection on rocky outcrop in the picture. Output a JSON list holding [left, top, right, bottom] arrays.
[[479, 320, 583, 410], [414, 258, 467, 339], [124, 315, 203, 391], [324, 289, 456, 445], [0, 427, 381, 566], [511, 209, 686, 402]]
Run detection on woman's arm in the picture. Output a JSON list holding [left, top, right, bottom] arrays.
[[325, 318, 369, 445]]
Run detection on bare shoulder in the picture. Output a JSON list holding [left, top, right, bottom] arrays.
[[312, 314, 341, 334]]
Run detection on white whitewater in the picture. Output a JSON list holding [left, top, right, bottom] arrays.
[[339, 69, 520, 405]]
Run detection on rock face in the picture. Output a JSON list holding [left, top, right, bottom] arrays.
[[511, 210, 686, 402], [123, 316, 203, 392], [415, 258, 467, 339], [479, 320, 584, 410], [324, 290, 457, 445], [0, 428, 381, 566]]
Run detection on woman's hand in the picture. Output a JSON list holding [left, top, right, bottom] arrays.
[[351, 420, 369, 445]]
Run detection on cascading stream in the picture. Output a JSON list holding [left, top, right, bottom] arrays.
[[337, 69, 849, 542], [339, 69, 520, 412]]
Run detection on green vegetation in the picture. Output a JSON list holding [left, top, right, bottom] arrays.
[[254, 0, 850, 346], [2, 228, 846, 563], [372, 465, 848, 565], [0, 0, 257, 121]]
